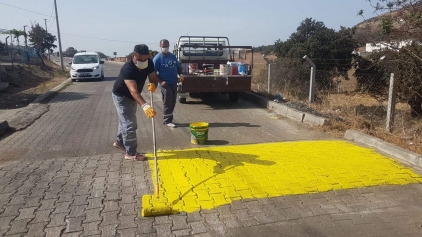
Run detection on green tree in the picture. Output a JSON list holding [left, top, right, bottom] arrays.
[[9, 29, 26, 49], [64, 47, 78, 57], [28, 23, 57, 65], [357, 0, 422, 117], [274, 18, 358, 73], [96, 52, 108, 59]]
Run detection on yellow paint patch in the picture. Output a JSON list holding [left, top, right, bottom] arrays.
[[141, 141, 422, 215]]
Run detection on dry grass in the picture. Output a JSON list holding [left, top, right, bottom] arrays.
[[308, 93, 422, 155]]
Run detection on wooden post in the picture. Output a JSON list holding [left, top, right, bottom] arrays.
[[386, 73, 396, 133]]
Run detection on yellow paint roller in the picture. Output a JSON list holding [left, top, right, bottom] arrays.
[[141, 89, 174, 217]]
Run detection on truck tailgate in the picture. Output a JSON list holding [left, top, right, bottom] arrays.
[[180, 75, 251, 93]]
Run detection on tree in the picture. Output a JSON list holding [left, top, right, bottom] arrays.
[[28, 23, 57, 65], [0, 40, 6, 55], [64, 47, 78, 57], [9, 29, 26, 49], [356, 0, 422, 117], [274, 18, 359, 84], [96, 52, 108, 59]]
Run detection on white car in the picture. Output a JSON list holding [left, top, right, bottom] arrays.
[[69, 52, 104, 81]]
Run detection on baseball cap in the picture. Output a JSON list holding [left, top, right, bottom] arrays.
[[133, 44, 149, 55]]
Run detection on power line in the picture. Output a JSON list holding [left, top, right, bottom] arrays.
[[48, 31, 160, 44], [0, 1, 51, 17]]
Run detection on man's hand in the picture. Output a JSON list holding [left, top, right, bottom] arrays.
[[160, 81, 167, 88], [178, 75, 184, 83], [142, 104, 156, 118], [147, 83, 156, 92]]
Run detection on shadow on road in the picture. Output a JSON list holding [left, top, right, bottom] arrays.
[[175, 122, 260, 128], [46, 91, 90, 103]]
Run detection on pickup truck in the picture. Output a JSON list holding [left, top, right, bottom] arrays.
[[173, 36, 253, 103]]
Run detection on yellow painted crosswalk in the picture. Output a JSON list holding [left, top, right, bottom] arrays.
[[142, 141, 422, 215]]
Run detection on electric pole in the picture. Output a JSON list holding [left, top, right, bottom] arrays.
[[44, 19, 50, 60], [23, 25, 28, 50], [54, 0, 64, 71]]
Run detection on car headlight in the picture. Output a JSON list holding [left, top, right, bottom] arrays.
[[71, 67, 76, 70], [93, 66, 100, 70]]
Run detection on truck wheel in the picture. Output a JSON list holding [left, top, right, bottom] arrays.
[[179, 97, 186, 103], [229, 92, 239, 102]]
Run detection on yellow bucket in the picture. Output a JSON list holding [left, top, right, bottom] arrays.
[[190, 122, 209, 144]]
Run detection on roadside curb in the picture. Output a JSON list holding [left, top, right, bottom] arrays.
[[345, 130, 422, 168], [32, 78, 72, 104], [240, 92, 328, 127], [0, 78, 72, 137]]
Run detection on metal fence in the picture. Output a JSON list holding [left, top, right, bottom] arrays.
[[0, 46, 42, 65]]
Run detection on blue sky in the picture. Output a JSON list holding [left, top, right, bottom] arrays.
[[0, 0, 378, 57]]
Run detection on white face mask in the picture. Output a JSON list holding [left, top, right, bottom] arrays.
[[136, 60, 148, 69], [161, 47, 169, 53]]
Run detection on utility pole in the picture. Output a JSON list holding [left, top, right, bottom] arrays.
[[23, 25, 28, 50], [44, 19, 50, 60], [54, 0, 64, 71]]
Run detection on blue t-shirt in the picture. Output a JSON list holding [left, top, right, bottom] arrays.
[[153, 53, 180, 85]]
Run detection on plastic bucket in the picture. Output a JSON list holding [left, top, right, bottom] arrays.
[[190, 122, 209, 144], [219, 64, 229, 75], [231, 65, 238, 75], [238, 64, 247, 75]]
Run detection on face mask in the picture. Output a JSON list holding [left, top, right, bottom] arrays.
[[161, 47, 169, 53], [136, 60, 148, 69]]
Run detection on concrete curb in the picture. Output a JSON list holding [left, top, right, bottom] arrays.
[[240, 92, 327, 127], [32, 78, 72, 103], [345, 130, 422, 168]]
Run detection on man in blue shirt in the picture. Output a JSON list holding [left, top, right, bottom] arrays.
[[153, 39, 183, 128]]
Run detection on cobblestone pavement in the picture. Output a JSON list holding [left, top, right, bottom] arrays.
[[1, 61, 422, 236]]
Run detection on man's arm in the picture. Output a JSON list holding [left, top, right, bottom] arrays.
[[124, 79, 146, 106], [148, 72, 161, 86]]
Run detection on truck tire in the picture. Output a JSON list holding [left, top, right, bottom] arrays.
[[229, 92, 239, 102], [178, 96, 186, 103]]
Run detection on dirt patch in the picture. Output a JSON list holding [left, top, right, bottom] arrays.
[[0, 61, 69, 109]]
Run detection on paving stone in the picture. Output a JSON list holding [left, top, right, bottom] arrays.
[[39, 199, 57, 210], [137, 219, 155, 234], [99, 224, 118, 237], [62, 231, 82, 237], [0, 216, 14, 231], [7, 218, 31, 235], [102, 200, 120, 213], [15, 206, 37, 220], [24, 197, 42, 208], [53, 201, 71, 214], [87, 198, 103, 210], [189, 221, 207, 235], [81, 221, 101, 236], [48, 212, 67, 227], [72, 195, 89, 206], [117, 215, 137, 230], [99, 210, 119, 226], [83, 208, 102, 223], [154, 224, 173, 237], [116, 228, 137, 237], [170, 215, 189, 231], [31, 208, 53, 224], [173, 228, 191, 237], [26, 221, 48, 237], [67, 205, 87, 218], [65, 217, 84, 233], [120, 203, 135, 216]]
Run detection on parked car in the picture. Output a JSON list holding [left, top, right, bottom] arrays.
[[69, 52, 104, 81]]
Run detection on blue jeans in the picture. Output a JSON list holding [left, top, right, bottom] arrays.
[[112, 93, 138, 154]]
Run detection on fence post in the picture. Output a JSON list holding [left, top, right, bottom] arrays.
[[386, 73, 396, 133], [267, 63, 271, 95], [303, 55, 316, 103]]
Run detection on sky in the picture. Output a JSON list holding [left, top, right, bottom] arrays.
[[0, 0, 378, 57]]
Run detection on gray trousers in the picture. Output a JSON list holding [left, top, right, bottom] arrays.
[[112, 93, 138, 154], [161, 84, 177, 124]]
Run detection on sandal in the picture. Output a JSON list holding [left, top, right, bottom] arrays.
[[124, 153, 147, 161], [113, 141, 125, 151]]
